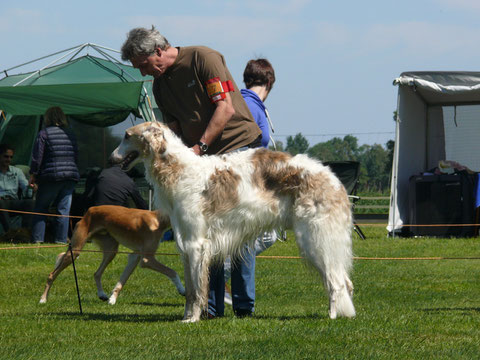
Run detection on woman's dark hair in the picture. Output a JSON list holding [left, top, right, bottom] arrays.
[[243, 58, 275, 92]]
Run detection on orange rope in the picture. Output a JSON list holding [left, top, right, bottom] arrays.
[[1, 208, 478, 227], [0, 245, 479, 261], [0, 208, 83, 219]]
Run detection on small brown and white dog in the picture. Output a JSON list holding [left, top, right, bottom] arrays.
[[111, 122, 355, 323], [39, 205, 185, 305]]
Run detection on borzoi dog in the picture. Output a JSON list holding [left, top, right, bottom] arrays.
[[111, 122, 355, 323], [39, 205, 185, 305]]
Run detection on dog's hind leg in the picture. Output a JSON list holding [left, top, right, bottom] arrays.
[[93, 233, 119, 301], [108, 252, 141, 305], [39, 251, 73, 304], [182, 255, 195, 320], [138, 234, 185, 296], [294, 221, 355, 319], [140, 255, 185, 296], [39, 216, 90, 304]]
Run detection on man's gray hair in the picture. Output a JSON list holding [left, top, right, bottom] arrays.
[[121, 26, 170, 61]]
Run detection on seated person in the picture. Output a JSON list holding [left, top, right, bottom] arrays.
[[0, 144, 34, 235]]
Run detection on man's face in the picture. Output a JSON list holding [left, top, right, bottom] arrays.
[[131, 49, 167, 78], [0, 149, 13, 168]]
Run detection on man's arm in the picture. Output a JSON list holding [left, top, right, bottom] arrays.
[[192, 92, 235, 155]]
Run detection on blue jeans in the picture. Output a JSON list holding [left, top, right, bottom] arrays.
[[31, 181, 76, 243], [208, 248, 256, 316], [224, 231, 277, 281]]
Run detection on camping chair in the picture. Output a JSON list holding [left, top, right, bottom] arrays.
[[324, 161, 366, 240]]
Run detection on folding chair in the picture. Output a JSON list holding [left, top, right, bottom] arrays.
[[324, 161, 366, 240]]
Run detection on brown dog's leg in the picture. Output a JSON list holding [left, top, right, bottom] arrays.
[[92, 233, 119, 301], [108, 253, 141, 304], [140, 255, 185, 296], [39, 215, 91, 304]]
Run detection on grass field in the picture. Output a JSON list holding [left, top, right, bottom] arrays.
[[0, 225, 479, 359]]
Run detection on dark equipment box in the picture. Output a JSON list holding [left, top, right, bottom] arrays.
[[408, 173, 476, 237]]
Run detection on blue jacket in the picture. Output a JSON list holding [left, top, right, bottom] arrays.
[[241, 89, 269, 148], [30, 126, 79, 183]]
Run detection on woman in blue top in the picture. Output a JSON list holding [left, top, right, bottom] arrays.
[[224, 59, 277, 309], [29, 106, 79, 244], [241, 59, 276, 148]]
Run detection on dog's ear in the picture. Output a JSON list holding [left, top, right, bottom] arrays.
[[142, 125, 167, 154]]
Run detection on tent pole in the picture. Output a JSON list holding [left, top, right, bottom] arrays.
[[391, 90, 402, 239], [13, 44, 89, 87], [1, 43, 87, 74], [90, 45, 141, 82], [89, 43, 121, 54]]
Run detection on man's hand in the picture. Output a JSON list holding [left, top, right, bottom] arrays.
[[192, 143, 202, 156]]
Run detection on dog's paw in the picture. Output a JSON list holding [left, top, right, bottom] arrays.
[[98, 293, 109, 302], [181, 317, 200, 323], [108, 296, 117, 305], [171, 275, 186, 296], [39, 297, 47, 304]]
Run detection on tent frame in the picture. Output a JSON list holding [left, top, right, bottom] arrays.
[[1, 43, 156, 122]]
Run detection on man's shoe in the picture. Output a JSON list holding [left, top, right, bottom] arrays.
[[234, 309, 253, 318]]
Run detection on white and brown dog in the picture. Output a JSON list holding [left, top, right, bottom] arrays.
[[111, 122, 355, 323], [39, 205, 185, 305]]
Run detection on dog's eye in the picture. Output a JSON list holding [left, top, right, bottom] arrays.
[[124, 133, 130, 140]]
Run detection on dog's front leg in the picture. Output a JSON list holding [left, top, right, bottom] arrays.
[[93, 234, 119, 301], [181, 240, 211, 323], [182, 255, 195, 321]]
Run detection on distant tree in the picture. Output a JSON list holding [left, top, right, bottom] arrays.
[[274, 131, 394, 194], [357, 144, 390, 192], [269, 140, 284, 151], [285, 133, 309, 155], [308, 135, 359, 162], [385, 139, 395, 178]]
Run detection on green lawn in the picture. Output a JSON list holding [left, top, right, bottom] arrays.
[[0, 226, 479, 359]]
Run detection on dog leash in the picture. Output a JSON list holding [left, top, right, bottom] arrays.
[[68, 243, 83, 315]]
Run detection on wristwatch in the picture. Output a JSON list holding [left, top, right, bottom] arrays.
[[197, 141, 208, 153]]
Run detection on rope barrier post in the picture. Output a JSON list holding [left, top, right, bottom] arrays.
[[68, 243, 83, 315]]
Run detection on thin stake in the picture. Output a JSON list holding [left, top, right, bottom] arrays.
[[69, 243, 83, 315]]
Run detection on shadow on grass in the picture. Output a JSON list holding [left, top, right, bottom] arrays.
[[423, 307, 480, 313], [129, 301, 183, 307], [44, 311, 329, 322], [48, 311, 183, 323], [253, 313, 328, 321]]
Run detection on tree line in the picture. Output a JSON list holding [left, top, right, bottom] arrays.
[[273, 134, 394, 193]]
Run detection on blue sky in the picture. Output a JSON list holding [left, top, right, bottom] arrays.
[[2, 0, 480, 147]]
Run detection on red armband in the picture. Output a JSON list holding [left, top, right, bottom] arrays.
[[205, 77, 235, 103]]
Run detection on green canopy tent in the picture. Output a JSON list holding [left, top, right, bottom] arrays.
[[0, 43, 158, 167]]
